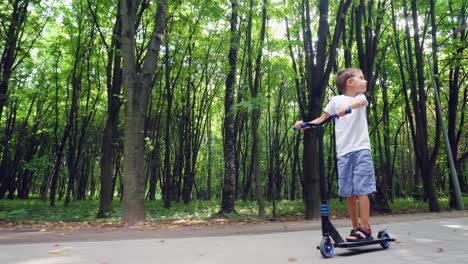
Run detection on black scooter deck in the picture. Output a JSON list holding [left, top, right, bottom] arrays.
[[335, 237, 396, 248]]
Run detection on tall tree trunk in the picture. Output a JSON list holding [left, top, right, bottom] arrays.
[[284, 5, 303, 201], [390, 0, 419, 197], [48, 50, 70, 206], [18, 105, 41, 199], [207, 112, 213, 200], [381, 74, 393, 198], [98, 2, 123, 218], [65, 44, 84, 207], [8, 99, 36, 199], [300, 0, 352, 219], [220, 0, 239, 215], [409, 0, 440, 211], [121, 0, 167, 225], [146, 92, 163, 201], [291, 132, 301, 200], [0, 104, 17, 198], [163, 43, 173, 208], [244, 0, 255, 201], [354, 0, 391, 211], [447, 1, 466, 206], [249, 0, 268, 218], [397, 0, 441, 210], [182, 45, 194, 204]]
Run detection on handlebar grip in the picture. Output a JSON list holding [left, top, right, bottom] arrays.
[[331, 108, 352, 119], [291, 122, 309, 131]]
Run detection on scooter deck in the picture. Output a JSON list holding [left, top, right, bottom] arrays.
[[335, 237, 396, 248]]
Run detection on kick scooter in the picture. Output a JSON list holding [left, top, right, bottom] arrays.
[[293, 110, 396, 258]]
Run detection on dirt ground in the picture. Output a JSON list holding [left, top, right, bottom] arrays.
[[1, 210, 467, 245]]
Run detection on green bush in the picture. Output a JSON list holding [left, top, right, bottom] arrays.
[[0, 197, 466, 223]]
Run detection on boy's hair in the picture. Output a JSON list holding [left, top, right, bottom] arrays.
[[335, 68, 362, 93]]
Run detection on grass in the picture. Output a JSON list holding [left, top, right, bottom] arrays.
[[0, 196, 467, 223]]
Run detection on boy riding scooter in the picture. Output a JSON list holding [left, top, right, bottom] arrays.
[[294, 68, 395, 257]]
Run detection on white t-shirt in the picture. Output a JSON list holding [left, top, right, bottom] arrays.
[[324, 93, 371, 158]]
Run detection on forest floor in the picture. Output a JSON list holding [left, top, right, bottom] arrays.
[[0, 209, 466, 244]]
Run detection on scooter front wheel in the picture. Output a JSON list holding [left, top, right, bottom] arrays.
[[319, 238, 334, 258]]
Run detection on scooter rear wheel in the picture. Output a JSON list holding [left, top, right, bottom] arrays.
[[378, 231, 391, 249], [319, 238, 334, 258]]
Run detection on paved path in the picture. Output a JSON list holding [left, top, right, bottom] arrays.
[[0, 212, 467, 264]]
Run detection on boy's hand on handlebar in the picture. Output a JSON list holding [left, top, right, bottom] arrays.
[[336, 107, 350, 117], [294, 121, 303, 130], [294, 120, 310, 130]]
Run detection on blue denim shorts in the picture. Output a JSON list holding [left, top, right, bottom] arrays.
[[337, 149, 376, 197]]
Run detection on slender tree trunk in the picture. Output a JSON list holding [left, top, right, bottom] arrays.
[[382, 76, 393, 197], [409, 0, 440, 211], [354, 0, 391, 211], [207, 113, 213, 200], [163, 43, 173, 208], [65, 62, 83, 207], [248, 0, 267, 218], [98, 3, 123, 218], [48, 50, 72, 206], [244, 0, 255, 201], [0, 104, 17, 199], [447, 1, 466, 207], [300, 0, 352, 219], [182, 45, 194, 204], [220, 0, 239, 215], [18, 111, 40, 199], [291, 132, 301, 200]]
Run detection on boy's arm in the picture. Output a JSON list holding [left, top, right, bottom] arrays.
[[336, 95, 367, 116], [294, 112, 331, 130], [347, 97, 367, 109], [310, 112, 332, 124]]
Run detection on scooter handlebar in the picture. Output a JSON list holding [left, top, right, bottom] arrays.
[[291, 108, 351, 131]]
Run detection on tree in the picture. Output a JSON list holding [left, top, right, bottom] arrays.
[[120, 0, 167, 225], [0, 0, 30, 120], [446, 1, 466, 205], [404, 0, 440, 211], [297, 0, 352, 219], [220, 0, 240, 215], [245, 0, 267, 218], [354, 0, 391, 212], [96, 1, 123, 218]]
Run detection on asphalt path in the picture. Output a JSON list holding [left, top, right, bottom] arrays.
[[0, 211, 467, 264]]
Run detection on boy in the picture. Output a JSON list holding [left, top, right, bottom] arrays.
[[294, 68, 376, 241]]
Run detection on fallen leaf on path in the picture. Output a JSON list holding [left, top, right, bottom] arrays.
[[288, 257, 298, 262], [48, 246, 72, 254]]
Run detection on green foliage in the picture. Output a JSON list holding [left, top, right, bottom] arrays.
[[0, 209, 28, 219], [2, 197, 467, 223], [231, 96, 268, 114]]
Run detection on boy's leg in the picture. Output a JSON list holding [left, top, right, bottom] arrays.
[[353, 149, 375, 235], [346, 196, 359, 230], [347, 195, 373, 241], [346, 196, 363, 241], [358, 195, 370, 229]]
